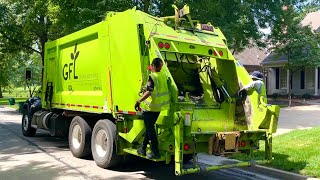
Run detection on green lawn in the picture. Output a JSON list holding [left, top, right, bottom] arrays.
[[1, 88, 29, 109], [2, 87, 30, 98], [0, 97, 28, 105], [231, 127, 320, 178]]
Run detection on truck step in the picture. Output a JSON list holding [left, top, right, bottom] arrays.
[[123, 148, 166, 162]]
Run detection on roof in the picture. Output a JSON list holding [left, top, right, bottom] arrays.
[[233, 46, 269, 66], [301, 11, 320, 31], [260, 52, 288, 66], [262, 11, 320, 66]]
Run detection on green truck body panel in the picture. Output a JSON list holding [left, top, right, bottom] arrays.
[[42, 7, 280, 175]]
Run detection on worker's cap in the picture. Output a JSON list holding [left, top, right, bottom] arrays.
[[250, 71, 263, 80]]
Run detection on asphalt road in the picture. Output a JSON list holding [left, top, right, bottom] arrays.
[[0, 106, 281, 180]]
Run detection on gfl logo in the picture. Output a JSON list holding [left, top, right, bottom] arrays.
[[63, 44, 79, 80]]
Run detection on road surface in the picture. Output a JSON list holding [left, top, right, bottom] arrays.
[[0, 106, 288, 180]]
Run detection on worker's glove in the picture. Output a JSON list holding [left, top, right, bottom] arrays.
[[134, 101, 141, 111], [238, 89, 248, 103]]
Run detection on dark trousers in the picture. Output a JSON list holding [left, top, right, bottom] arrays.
[[142, 111, 160, 155]]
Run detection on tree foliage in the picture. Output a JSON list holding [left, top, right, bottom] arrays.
[[2, 0, 317, 61], [0, 52, 32, 97], [269, 4, 320, 71], [1, 0, 320, 98]]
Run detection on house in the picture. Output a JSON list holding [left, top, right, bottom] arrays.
[[233, 46, 268, 72], [261, 11, 320, 96]]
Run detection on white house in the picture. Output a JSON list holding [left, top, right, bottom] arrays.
[[261, 11, 320, 96]]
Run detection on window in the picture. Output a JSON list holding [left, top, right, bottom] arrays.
[[279, 68, 287, 89], [301, 69, 305, 89], [318, 67, 320, 89], [275, 68, 279, 89], [305, 67, 315, 89]]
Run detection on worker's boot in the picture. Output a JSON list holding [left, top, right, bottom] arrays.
[[137, 143, 147, 156], [147, 151, 160, 159], [147, 145, 160, 159]]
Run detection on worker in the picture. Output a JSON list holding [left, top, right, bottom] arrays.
[[240, 71, 265, 94], [239, 71, 267, 104], [134, 57, 170, 159]]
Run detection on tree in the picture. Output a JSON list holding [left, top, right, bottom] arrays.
[[149, 0, 315, 53], [1, 0, 315, 63], [49, 0, 134, 38], [0, 0, 134, 65], [1, 0, 318, 87], [0, 0, 53, 65], [0, 52, 29, 98], [269, 5, 320, 105], [0, 54, 12, 98]]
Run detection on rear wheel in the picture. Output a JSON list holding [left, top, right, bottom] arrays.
[[22, 114, 36, 137], [69, 116, 92, 158], [91, 120, 121, 168]]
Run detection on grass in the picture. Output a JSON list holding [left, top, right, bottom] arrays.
[[231, 127, 320, 178], [2, 88, 30, 98], [0, 88, 29, 110], [279, 104, 288, 108], [0, 97, 28, 105]]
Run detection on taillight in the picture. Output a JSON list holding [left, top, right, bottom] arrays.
[[240, 141, 246, 147], [213, 51, 218, 56], [164, 43, 170, 49], [184, 143, 190, 151], [158, 42, 164, 49], [219, 50, 223, 56]]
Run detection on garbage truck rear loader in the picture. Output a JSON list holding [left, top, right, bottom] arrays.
[[22, 5, 280, 175]]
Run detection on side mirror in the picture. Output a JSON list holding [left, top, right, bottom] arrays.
[[26, 68, 32, 81]]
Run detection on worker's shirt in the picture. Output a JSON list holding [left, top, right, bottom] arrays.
[[243, 80, 264, 94], [146, 77, 154, 92]]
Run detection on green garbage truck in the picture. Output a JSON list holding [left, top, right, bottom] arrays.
[[22, 5, 280, 175]]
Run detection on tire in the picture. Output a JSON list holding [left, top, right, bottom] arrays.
[[22, 114, 36, 137], [69, 116, 92, 158], [91, 120, 121, 168]]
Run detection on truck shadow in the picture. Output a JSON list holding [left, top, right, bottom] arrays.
[[0, 157, 89, 179]]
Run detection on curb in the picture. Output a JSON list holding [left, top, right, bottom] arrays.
[[245, 165, 312, 180]]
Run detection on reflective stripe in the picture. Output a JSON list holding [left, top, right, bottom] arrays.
[[155, 91, 169, 97], [117, 110, 142, 115], [143, 100, 170, 107]]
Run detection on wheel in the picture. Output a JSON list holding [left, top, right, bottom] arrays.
[[22, 114, 36, 137], [69, 116, 92, 158], [91, 120, 121, 168]]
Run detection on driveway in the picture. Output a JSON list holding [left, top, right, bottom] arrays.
[[275, 105, 320, 136]]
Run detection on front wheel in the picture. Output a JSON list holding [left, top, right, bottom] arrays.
[[91, 120, 121, 168], [22, 114, 36, 137]]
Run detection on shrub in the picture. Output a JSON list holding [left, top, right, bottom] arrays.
[[302, 93, 312, 99], [288, 93, 294, 99], [271, 93, 280, 99]]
